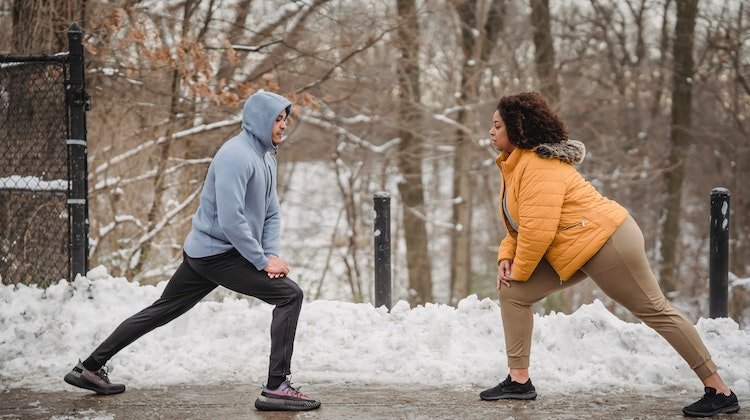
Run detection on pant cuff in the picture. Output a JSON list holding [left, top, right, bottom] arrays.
[[268, 370, 290, 377], [508, 356, 530, 369], [693, 358, 718, 381]]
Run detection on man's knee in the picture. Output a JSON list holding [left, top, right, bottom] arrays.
[[286, 280, 304, 303]]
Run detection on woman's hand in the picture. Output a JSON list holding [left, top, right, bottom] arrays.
[[497, 259, 514, 289]]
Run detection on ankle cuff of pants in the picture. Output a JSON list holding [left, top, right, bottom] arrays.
[[693, 358, 718, 381], [508, 356, 530, 369], [268, 371, 291, 377]]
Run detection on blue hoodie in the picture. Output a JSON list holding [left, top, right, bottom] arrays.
[[183, 91, 292, 270]]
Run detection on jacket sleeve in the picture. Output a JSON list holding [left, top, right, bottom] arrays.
[[498, 234, 516, 263], [262, 157, 280, 257], [511, 163, 565, 280], [214, 152, 269, 271]]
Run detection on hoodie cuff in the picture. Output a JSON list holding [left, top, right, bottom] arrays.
[[252, 255, 269, 272]]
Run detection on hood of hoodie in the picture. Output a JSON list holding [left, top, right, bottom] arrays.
[[241, 91, 292, 152], [534, 139, 586, 165]]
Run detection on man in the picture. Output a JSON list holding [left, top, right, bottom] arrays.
[[64, 91, 321, 412]]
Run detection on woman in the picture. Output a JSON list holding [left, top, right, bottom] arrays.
[[480, 92, 740, 418]]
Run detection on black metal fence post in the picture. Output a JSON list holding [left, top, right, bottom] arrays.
[[373, 192, 391, 310], [709, 187, 730, 318], [67, 23, 90, 280]]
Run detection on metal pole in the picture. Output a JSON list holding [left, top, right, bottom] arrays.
[[373, 192, 391, 310], [67, 23, 90, 280], [709, 187, 730, 318]]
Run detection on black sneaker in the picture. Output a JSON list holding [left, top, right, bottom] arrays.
[[254, 380, 321, 411], [63, 360, 126, 395], [683, 387, 740, 417], [480, 375, 537, 400]]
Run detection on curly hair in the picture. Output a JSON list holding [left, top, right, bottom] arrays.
[[497, 92, 567, 149]]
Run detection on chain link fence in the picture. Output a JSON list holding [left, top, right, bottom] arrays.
[[0, 59, 70, 287], [1, 25, 89, 287]]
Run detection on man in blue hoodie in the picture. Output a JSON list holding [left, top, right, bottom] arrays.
[[64, 91, 321, 411]]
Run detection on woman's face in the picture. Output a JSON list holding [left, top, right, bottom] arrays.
[[490, 110, 515, 153]]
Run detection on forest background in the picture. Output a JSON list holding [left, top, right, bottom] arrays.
[[1, 0, 748, 324]]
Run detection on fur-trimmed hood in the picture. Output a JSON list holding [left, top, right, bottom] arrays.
[[534, 140, 586, 165]]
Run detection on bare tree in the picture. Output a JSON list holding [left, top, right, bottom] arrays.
[[450, 0, 504, 304], [10, 0, 84, 54], [700, 1, 750, 280], [659, 0, 698, 291], [530, 0, 560, 104], [214, 0, 253, 85], [125, 1, 213, 279], [395, 0, 432, 304]]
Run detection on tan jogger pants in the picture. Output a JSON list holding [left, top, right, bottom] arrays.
[[498, 215, 717, 380]]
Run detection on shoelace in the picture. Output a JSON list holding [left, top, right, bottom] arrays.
[[94, 366, 112, 384], [281, 382, 306, 398], [694, 389, 726, 407]]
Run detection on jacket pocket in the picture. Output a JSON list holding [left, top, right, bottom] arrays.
[[558, 220, 588, 232]]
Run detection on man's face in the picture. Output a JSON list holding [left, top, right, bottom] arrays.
[[271, 111, 288, 145]]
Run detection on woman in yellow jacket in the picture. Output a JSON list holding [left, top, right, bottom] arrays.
[[480, 92, 740, 418]]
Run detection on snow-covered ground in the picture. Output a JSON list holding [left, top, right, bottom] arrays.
[[1, 266, 748, 395]]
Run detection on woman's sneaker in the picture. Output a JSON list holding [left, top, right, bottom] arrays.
[[63, 360, 126, 395], [683, 387, 740, 417], [254, 380, 321, 411], [480, 375, 537, 400]]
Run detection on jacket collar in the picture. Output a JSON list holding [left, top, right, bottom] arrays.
[[495, 140, 587, 174], [496, 148, 523, 175]]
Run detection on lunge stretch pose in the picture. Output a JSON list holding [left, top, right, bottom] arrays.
[[480, 91, 740, 418], [64, 91, 320, 412]]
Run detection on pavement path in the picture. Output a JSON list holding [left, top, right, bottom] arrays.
[[1, 383, 747, 419]]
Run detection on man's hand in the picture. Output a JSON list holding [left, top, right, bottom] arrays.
[[497, 259, 514, 289], [264, 255, 289, 279]]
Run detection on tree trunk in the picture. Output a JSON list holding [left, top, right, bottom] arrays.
[[530, 0, 560, 104], [215, 0, 254, 85], [450, 1, 478, 304], [395, 0, 432, 304], [449, 0, 504, 304], [659, 0, 698, 292], [730, 148, 750, 278], [450, 108, 474, 304], [650, 0, 673, 121]]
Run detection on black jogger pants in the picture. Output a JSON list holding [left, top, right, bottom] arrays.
[[89, 249, 303, 377]]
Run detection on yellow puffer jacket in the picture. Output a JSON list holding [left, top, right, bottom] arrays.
[[497, 141, 628, 281]]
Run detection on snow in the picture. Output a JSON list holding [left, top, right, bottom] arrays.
[[0, 176, 68, 191], [2, 269, 748, 394]]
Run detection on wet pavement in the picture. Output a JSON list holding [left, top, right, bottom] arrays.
[[1, 382, 747, 419]]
